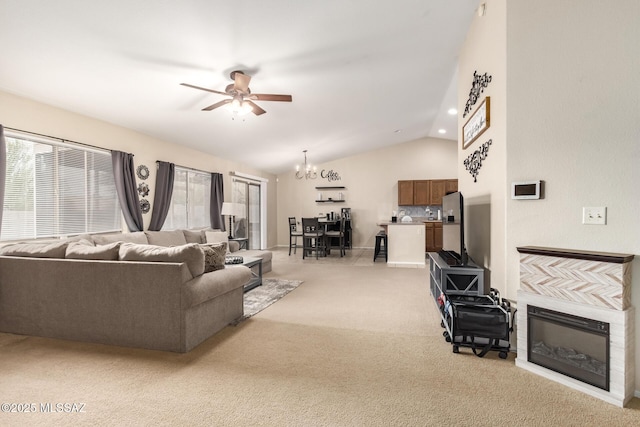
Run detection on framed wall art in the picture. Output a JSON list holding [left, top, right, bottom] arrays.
[[462, 96, 490, 149]]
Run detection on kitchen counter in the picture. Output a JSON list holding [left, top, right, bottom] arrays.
[[384, 222, 426, 268], [377, 219, 441, 226]]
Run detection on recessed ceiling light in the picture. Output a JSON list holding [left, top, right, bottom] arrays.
[[438, 129, 446, 134], [447, 108, 457, 115], [394, 129, 402, 133]]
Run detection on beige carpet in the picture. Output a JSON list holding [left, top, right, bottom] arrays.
[[0, 248, 639, 426]]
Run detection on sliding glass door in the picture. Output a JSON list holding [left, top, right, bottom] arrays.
[[232, 179, 261, 250]]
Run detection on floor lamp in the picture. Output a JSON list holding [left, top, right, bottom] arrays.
[[220, 202, 236, 239]]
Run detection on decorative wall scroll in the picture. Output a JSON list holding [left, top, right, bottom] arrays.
[[463, 139, 492, 182], [463, 71, 492, 118], [462, 96, 490, 149]]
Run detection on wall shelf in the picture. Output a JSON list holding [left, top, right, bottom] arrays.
[[315, 186, 346, 203]]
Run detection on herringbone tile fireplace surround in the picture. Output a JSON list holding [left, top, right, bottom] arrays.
[[515, 246, 635, 407]]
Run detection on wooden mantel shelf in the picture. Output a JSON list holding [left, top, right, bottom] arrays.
[[516, 246, 634, 264]]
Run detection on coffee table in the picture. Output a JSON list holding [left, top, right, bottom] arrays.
[[239, 256, 262, 292]]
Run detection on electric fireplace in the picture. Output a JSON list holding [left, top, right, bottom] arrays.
[[515, 246, 635, 407], [527, 305, 609, 391]]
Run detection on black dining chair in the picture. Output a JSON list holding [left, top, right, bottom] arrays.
[[324, 216, 346, 257], [302, 217, 326, 259], [288, 217, 303, 255]]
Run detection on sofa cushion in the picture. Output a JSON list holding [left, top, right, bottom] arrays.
[[145, 230, 188, 247], [119, 243, 205, 278], [199, 242, 227, 273], [66, 239, 121, 260], [0, 240, 68, 258], [93, 231, 148, 245], [205, 230, 234, 253], [183, 229, 205, 244]]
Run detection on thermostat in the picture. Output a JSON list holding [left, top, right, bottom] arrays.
[[512, 180, 543, 200]]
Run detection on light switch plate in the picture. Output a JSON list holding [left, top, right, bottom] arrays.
[[582, 207, 606, 225]]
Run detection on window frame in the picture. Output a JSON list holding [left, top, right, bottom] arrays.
[[162, 166, 212, 230], [1, 130, 121, 241]]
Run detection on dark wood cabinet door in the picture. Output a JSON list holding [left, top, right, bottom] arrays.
[[434, 223, 443, 252], [414, 180, 431, 205], [398, 180, 415, 205], [445, 179, 458, 194], [425, 223, 435, 251], [429, 180, 446, 205]]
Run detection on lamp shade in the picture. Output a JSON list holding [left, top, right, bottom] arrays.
[[220, 202, 236, 216]]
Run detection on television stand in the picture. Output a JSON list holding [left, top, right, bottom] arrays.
[[428, 252, 486, 299], [428, 253, 510, 358]]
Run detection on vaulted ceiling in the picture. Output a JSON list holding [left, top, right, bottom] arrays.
[[0, 0, 480, 174]]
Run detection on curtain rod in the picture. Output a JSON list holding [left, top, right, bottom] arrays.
[[4, 126, 110, 152], [156, 160, 220, 175]]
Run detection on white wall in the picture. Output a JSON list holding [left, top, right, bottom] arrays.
[[276, 137, 458, 248], [505, 0, 640, 390], [459, 0, 640, 391], [457, 0, 508, 292], [0, 90, 279, 247]]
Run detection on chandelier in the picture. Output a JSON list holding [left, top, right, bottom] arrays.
[[295, 150, 317, 180]]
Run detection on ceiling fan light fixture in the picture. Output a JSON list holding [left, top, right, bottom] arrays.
[[226, 97, 253, 116], [182, 71, 291, 116]]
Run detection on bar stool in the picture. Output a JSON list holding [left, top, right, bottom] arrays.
[[288, 217, 303, 255], [373, 231, 387, 262]]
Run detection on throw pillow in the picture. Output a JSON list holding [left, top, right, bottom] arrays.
[[0, 240, 68, 258], [205, 231, 234, 253], [66, 239, 120, 260], [118, 242, 205, 278], [199, 242, 227, 272], [144, 230, 188, 247]]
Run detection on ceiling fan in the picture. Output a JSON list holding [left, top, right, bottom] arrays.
[[181, 70, 292, 116]]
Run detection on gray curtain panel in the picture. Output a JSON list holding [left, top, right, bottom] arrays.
[[210, 172, 225, 230], [0, 125, 6, 237], [111, 150, 143, 231], [148, 161, 175, 231]]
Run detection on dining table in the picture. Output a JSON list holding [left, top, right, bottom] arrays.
[[317, 217, 341, 255]]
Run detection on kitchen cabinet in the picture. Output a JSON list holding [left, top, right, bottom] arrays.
[[398, 180, 415, 206], [398, 179, 458, 206], [429, 180, 446, 205], [445, 179, 458, 194], [413, 180, 431, 205], [425, 222, 443, 252]]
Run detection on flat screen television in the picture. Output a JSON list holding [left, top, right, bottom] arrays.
[[440, 191, 468, 266]]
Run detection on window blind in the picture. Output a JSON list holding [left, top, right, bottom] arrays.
[[2, 132, 121, 240], [163, 166, 211, 230]]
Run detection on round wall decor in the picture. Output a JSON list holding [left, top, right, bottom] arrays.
[[137, 182, 150, 197], [136, 164, 150, 180], [140, 199, 150, 214]]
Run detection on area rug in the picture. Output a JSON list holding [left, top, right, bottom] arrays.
[[240, 278, 303, 320]]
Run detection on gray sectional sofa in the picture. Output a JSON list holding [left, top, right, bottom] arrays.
[[0, 229, 272, 352]]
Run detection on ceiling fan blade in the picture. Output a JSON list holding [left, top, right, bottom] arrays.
[[246, 100, 266, 115], [234, 72, 251, 93], [202, 99, 232, 111], [250, 93, 293, 102], [180, 83, 228, 96]]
